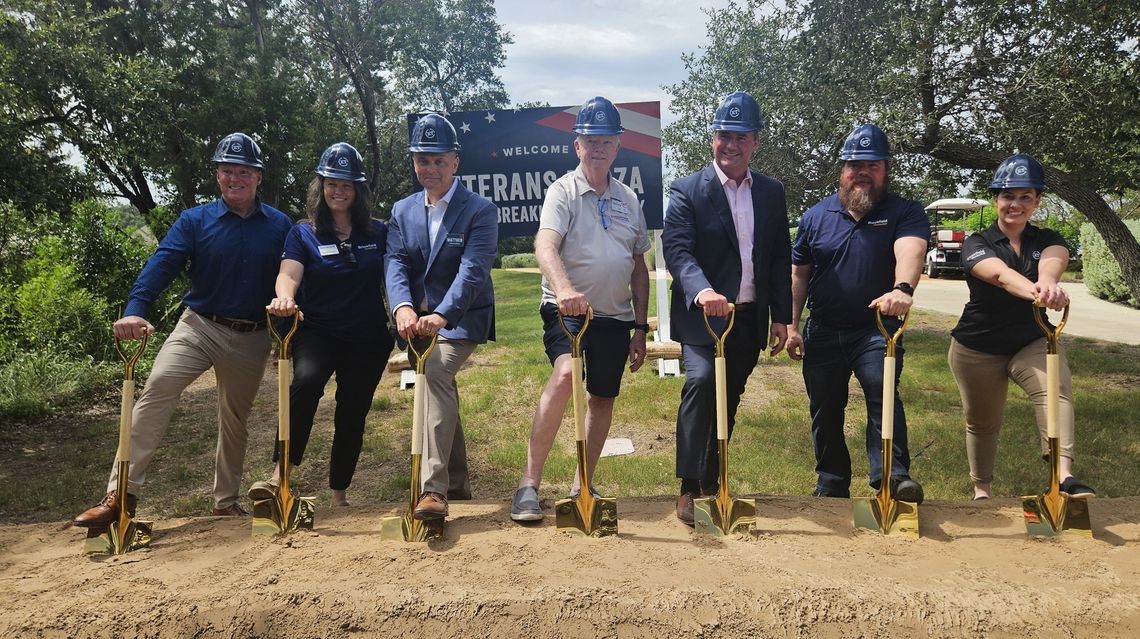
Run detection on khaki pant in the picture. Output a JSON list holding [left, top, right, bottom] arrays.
[[408, 338, 476, 496], [948, 337, 1075, 484], [107, 309, 270, 508]]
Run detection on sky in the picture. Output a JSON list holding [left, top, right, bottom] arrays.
[[492, 0, 735, 128]]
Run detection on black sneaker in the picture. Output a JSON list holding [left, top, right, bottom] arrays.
[[892, 477, 924, 504]]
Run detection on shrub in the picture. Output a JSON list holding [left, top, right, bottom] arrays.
[[0, 349, 117, 419], [500, 253, 538, 268], [1080, 221, 1140, 307]]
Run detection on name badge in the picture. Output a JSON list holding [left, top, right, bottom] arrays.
[[611, 200, 630, 215], [445, 233, 465, 248], [318, 243, 339, 256]]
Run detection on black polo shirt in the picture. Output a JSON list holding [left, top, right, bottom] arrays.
[[792, 192, 929, 327], [951, 223, 1069, 355]]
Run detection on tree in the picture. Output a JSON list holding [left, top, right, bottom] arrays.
[[665, 0, 1140, 301]]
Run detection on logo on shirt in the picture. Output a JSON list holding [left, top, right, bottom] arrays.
[[1032, 250, 1041, 260], [967, 249, 987, 261], [230, 142, 243, 153], [1015, 165, 1028, 176], [867, 218, 888, 226], [859, 136, 871, 148], [338, 157, 349, 167]]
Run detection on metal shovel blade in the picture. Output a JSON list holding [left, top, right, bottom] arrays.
[[83, 518, 153, 555], [853, 495, 919, 538], [379, 512, 442, 542], [555, 491, 618, 538], [693, 492, 756, 536], [1021, 491, 1092, 538], [251, 493, 316, 536]]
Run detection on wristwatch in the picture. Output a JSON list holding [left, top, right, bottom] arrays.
[[893, 282, 915, 296], [633, 323, 650, 332]]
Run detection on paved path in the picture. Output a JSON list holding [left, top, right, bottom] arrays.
[[914, 277, 1140, 345]]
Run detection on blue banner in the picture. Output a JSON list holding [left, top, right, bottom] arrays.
[[408, 102, 663, 238]]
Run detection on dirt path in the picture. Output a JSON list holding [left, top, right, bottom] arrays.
[[3, 497, 1138, 637]]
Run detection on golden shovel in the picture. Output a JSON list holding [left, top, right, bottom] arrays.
[[693, 304, 757, 536], [380, 334, 443, 542], [853, 308, 919, 538], [1022, 301, 1092, 537], [84, 334, 154, 555], [554, 308, 618, 537], [252, 309, 316, 536]]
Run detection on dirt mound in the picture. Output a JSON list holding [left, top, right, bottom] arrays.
[[3, 496, 1139, 638]]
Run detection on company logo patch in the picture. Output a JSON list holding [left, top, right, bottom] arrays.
[[967, 249, 987, 261], [1032, 250, 1041, 260], [425, 128, 436, 139], [859, 137, 870, 148], [867, 218, 888, 226], [231, 142, 243, 153], [595, 111, 606, 122], [1015, 165, 1028, 176], [729, 106, 741, 118], [337, 157, 349, 167]]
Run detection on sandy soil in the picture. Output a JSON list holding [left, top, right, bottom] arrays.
[[3, 496, 1138, 638]]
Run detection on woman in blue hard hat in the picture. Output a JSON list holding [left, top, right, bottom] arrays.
[[947, 154, 1095, 500], [250, 142, 393, 507]]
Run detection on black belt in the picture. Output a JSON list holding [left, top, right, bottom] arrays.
[[198, 312, 266, 332]]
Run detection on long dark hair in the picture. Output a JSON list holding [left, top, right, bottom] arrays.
[[306, 176, 375, 237]]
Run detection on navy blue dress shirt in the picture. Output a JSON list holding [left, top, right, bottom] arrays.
[[123, 198, 293, 322]]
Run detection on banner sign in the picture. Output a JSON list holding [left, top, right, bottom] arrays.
[[408, 102, 663, 238]]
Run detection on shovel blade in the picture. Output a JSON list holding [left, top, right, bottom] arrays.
[[251, 495, 316, 536], [379, 513, 443, 542], [853, 496, 919, 538], [83, 518, 153, 555], [1021, 493, 1092, 538], [555, 495, 618, 537], [693, 495, 757, 536]]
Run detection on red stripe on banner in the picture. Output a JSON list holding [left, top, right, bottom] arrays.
[[535, 111, 662, 159], [617, 101, 660, 118], [535, 111, 577, 132]]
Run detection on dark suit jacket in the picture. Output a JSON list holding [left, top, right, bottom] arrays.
[[662, 164, 792, 346], [385, 181, 499, 344]]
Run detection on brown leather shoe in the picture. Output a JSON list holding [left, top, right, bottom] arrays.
[[211, 503, 249, 517], [412, 492, 448, 521], [74, 491, 137, 528], [676, 492, 696, 526]]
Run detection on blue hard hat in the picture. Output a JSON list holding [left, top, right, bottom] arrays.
[[710, 91, 763, 132], [316, 142, 367, 182], [839, 124, 890, 161], [212, 132, 264, 169], [989, 154, 1046, 192], [408, 113, 461, 153], [573, 96, 624, 135]]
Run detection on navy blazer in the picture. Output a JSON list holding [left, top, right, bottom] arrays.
[[663, 164, 792, 346], [385, 182, 498, 344]]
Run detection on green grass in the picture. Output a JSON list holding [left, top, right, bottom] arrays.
[[1, 269, 1137, 524]]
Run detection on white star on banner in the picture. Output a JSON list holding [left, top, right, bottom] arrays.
[[441, 109, 450, 117], [460, 122, 471, 133], [484, 112, 496, 124]]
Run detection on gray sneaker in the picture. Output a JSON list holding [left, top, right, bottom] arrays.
[[510, 485, 543, 522]]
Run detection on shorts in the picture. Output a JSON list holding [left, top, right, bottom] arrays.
[[540, 303, 633, 398]]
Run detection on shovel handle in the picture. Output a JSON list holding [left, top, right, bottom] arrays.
[[266, 307, 301, 359], [557, 305, 592, 358], [1032, 300, 1068, 355], [874, 306, 908, 358], [114, 333, 149, 382], [702, 304, 736, 358], [406, 333, 439, 376]]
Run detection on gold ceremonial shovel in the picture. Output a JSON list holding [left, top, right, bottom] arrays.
[[380, 334, 443, 542], [85, 334, 154, 555], [252, 309, 315, 536], [693, 304, 757, 536], [1022, 301, 1092, 538], [554, 307, 618, 537], [853, 308, 919, 538]]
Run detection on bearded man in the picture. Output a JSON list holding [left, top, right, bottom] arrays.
[[783, 124, 930, 503]]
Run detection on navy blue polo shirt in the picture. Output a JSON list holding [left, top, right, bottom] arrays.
[[792, 192, 929, 327], [283, 220, 389, 343], [124, 198, 292, 322], [951, 223, 1069, 356]]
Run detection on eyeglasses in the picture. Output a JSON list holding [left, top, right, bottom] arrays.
[[337, 241, 357, 266], [597, 198, 611, 230]]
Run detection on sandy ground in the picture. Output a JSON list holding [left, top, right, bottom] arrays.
[[3, 496, 1139, 638]]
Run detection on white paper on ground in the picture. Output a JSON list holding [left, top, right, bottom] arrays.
[[600, 437, 635, 457]]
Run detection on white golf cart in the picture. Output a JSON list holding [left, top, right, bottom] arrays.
[[923, 198, 989, 278]]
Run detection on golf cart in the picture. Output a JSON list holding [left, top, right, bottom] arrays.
[[923, 198, 989, 278]]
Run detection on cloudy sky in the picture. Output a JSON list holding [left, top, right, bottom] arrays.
[[493, 0, 734, 126]]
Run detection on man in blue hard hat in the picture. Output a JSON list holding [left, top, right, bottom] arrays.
[[74, 132, 293, 527], [785, 123, 930, 503], [386, 112, 498, 522], [510, 96, 650, 522], [662, 91, 793, 525]]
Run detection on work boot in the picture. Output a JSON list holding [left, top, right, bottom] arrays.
[[73, 491, 137, 528], [412, 492, 448, 521]]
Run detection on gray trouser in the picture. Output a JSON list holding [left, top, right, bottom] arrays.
[[409, 338, 477, 496], [107, 309, 270, 508]]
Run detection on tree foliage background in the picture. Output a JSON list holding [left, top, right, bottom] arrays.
[[665, 0, 1140, 301]]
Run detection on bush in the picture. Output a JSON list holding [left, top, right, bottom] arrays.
[[1081, 221, 1140, 307], [500, 253, 538, 268], [0, 349, 117, 419]]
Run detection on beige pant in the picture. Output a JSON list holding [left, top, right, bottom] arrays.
[[107, 309, 270, 508], [948, 337, 1075, 484], [408, 338, 476, 496]]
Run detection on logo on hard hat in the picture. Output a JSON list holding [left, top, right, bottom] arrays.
[[231, 142, 243, 153], [1032, 250, 1041, 260], [425, 128, 436, 139], [595, 111, 606, 122], [729, 106, 741, 118], [859, 137, 870, 148], [338, 157, 349, 167], [1015, 165, 1028, 176]]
